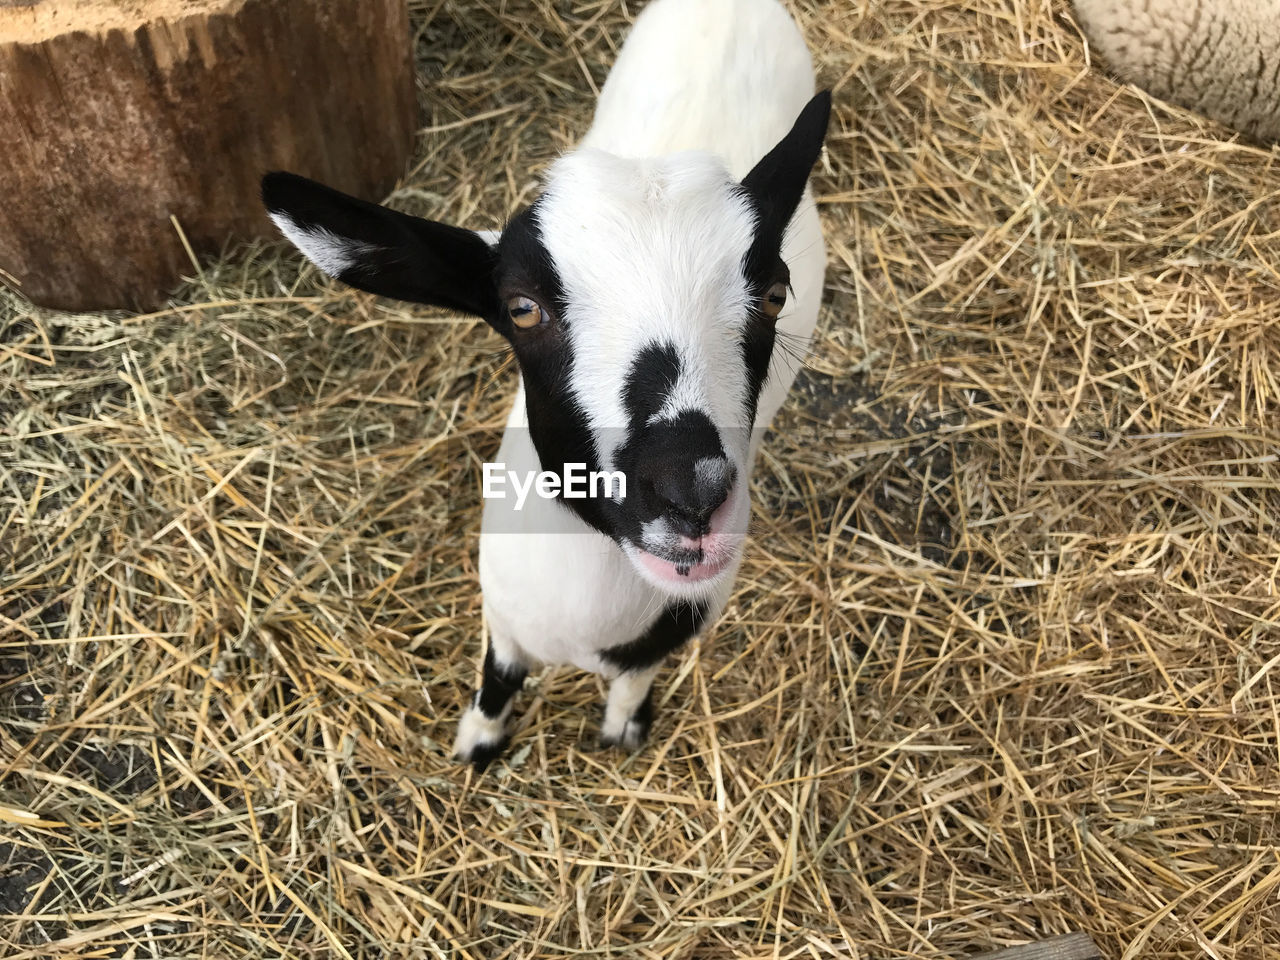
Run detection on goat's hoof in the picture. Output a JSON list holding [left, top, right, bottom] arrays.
[[599, 717, 650, 752], [458, 738, 508, 773], [452, 705, 509, 773]]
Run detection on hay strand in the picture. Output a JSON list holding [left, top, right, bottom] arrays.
[[3, 0, 1279, 957]]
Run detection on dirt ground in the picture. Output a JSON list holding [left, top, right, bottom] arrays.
[[3, 0, 1280, 958]]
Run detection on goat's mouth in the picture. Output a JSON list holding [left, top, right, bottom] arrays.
[[622, 485, 747, 591], [634, 545, 736, 585]]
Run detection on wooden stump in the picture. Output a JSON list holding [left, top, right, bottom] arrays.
[[0, 0, 415, 311]]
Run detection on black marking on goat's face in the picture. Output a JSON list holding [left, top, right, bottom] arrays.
[[482, 159, 767, 572], [739, 249, 791, 426], [260, 92, 831, 595], [623, 343, 682, 427], [490, 204, 615, 537], [614, 407, 735, 540], [612, 344, 737, 551], [484, 143, 818, 592], [493, 203, 565, 337]]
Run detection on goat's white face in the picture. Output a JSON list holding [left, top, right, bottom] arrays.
[[541, 149, 758, 444], [262, 92, 829, 599], [526, 150, 761, 594]]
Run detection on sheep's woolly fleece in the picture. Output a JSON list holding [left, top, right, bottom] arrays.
[[1074, 0, 1280, 143], [2, 0, 1280, 958]]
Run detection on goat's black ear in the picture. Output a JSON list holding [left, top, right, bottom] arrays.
[[261, 172, 499, 318], [740, 90, 831, 242]]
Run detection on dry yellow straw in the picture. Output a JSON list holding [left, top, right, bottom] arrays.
[[1, 0, 1278, 956]]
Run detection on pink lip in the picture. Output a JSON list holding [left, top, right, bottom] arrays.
[[634, 486, 743, 585], [636, 547, 733, 584]]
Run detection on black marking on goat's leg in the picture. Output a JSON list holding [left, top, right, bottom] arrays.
[[596, 600, 706, 751], [599, 600, 708, 672], [457, 645, 527, 773], [633, 685, 655, 736], [465, 738, 507, 774], [477, 645, 527, 718]]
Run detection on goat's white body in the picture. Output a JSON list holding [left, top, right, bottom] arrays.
[[479, 0, 823, 675]]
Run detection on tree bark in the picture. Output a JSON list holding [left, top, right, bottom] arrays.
[[0, 0, 415, 311]]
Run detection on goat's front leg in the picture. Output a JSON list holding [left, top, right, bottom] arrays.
[[598, 600, 707, 751], [453, 637, 528, 772], [600, 662, 663, 750]]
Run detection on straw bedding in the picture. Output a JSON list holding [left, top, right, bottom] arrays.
[[2, 0, 1278, 956]]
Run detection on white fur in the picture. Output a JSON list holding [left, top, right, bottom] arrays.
[[601, 663, 663, 748], [538, 150, 758, 479], [268, 212, 376, 278], [451, 701, 510, 761], [479, 0, 823, 685], [582, 0, 817, 176], [694, 457, 734, 491]]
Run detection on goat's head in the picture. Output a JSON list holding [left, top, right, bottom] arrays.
[[263, 91, 830, 598]]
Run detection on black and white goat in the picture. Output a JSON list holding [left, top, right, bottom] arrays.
[[262, 0, 830, 770]]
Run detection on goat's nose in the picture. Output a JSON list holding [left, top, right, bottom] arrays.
[[653, 458, 733, 537]]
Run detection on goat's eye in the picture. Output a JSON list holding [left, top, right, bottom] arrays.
[[507, 296, 545, 329], [761, 282, 787, 320]]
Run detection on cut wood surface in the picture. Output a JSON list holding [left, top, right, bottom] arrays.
[[0, 0, 415, 310], [972, 932, 1103, 960]]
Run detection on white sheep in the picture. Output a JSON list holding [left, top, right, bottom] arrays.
[[262, 0, 829, 770], [1074, 0, 1280, 143]]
